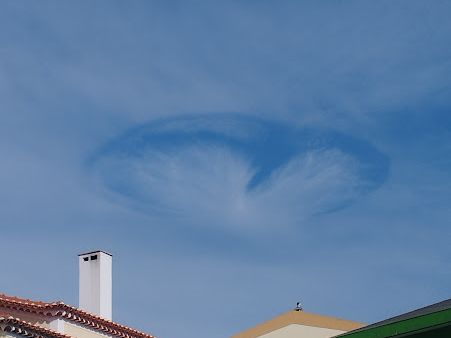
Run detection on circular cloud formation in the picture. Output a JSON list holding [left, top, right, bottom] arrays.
[[88, 114, 389, 232]]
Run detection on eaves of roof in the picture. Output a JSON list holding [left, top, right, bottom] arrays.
[[334, 298, 451, 338], [0, 294, 155, 338], [0, 316, 73, 338]]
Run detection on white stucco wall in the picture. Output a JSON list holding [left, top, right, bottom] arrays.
[[258, 324, 345, 338], [79, 251, 112, 320]]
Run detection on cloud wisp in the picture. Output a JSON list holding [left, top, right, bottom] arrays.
[[88, 114, 389, 234]]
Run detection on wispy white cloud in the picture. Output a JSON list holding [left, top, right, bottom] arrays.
[[96, 146, 358, 234], [89, 115, 387, 237], [2, 1, 450, 135]]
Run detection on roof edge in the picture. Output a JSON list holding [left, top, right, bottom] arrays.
[[232, 309, 364, 338], [78, 250, 112, 257], [0, 294, 154, 338], [0, 316, 72, 338]]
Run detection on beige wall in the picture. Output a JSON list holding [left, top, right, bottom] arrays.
[[259, 324, 345, 338], [64, 321, 112, 338]]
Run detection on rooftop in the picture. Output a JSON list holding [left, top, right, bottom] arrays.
[[335, 298, 451, 338], [232, 309, 365, 338], [0, 293, 155, 338]]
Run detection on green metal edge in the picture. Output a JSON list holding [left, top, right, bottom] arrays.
[[337, 308, 451, 338]]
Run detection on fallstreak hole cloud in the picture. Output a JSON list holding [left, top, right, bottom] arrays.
[[88, 114, 389, 232]]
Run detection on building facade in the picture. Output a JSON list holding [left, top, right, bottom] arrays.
[[0, 251, 155, 338]]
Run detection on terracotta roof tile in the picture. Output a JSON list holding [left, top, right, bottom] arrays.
[[0, 316, 72, 338], [0, 294, 156, 338]]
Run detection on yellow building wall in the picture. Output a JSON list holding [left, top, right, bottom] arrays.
[[64, 321, 112, 338], [259, 324, 345, 338]]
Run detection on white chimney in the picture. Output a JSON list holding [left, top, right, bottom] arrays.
[[78, 250, 112, 320]]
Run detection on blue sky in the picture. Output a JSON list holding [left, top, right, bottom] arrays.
[[1, 1, 450, 338]]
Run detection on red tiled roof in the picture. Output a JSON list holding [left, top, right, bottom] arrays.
[[0, 316, 72, 338], [0, 294, 155, 338]]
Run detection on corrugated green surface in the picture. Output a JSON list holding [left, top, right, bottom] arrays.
[[337, 308, 451, 338]]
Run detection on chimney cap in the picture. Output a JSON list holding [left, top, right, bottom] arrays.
[[78, 250, 112, 257]]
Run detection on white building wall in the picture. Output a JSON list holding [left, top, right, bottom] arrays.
[[49, 319, 65, 334]]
